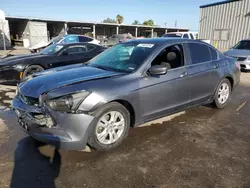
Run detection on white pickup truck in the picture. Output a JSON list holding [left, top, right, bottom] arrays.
[[161, 32, 198, 40]]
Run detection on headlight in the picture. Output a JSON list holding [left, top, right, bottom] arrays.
[[13, 64, 25, 71], [44, 91, 91, 113]]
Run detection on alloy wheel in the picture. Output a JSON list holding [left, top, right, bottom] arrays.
[[217, 83, 230, 104], [96, 111, 125, 145]]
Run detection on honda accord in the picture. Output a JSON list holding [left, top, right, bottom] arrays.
[[12, 38, 240, 151]]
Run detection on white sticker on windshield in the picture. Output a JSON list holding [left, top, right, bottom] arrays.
[[137, 44, 154, 48]]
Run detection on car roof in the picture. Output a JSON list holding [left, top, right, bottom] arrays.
[[53, 42, 99, 47], [123, 38, 192, 44], [165, 32, 191, 34], [240, 39, 250, 42], [64, 34, 94, 39]]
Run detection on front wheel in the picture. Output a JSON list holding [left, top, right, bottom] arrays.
[[214, 78, 231, 108], [88, 102, 130, 151], [22, 65, 44, 79]]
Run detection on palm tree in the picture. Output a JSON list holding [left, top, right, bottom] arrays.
[[143, 19, 154, 26], [116, 14, 124, 24], [132, 20, 140, 25]]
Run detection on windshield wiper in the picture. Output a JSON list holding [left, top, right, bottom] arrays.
[[89, 64, 114, 71], [89, 64, 128, 73]]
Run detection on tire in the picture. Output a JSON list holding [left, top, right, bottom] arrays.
[[22, 65, 44, 79], [214, 78, 231, 109], [88, 102, 130, 151]]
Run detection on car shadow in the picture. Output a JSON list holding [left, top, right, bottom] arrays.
[[10, 137, 61, 188]]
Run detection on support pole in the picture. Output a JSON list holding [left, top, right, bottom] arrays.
[[1, 20, 6, 50], [116, 26, 119, 34], [93, 24, 96, 39]]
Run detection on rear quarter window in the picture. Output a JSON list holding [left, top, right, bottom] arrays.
[[79, 36, 93, 42], [190, 34, 194, 39], [188, 43, 211, 64], [209, 47, 218, 60]]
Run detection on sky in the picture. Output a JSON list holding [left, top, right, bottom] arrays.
[[1, 0, 220, 31]]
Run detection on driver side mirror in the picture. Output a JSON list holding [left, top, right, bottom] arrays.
[[61, 51, 68, 56], [149, 64, 168, 75]]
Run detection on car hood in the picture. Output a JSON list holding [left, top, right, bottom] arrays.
[[224, 49, 250, 57], [0, 53, 48, 66], [19, 65, 124, 98]]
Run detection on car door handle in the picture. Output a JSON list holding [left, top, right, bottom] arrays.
[[214, 64, 219, 69], [180, 72, 188, 78]]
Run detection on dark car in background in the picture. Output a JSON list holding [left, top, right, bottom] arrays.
[[29, 34, 100, 53], [102, 33, 134, 47], [13, 38, 240, 151], [0, 42, 106, 84], [224, 39, 250, 71]]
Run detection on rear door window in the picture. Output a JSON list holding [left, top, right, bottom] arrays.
[[87, 44, 96, 51], [188, 43, 211, 64], [64, 45, 88, 55], [183, 34, 189, 39], [190, 34, 194, 39]]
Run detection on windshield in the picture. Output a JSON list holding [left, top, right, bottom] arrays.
[[40, 44, 64, 55], [233, 41, 250, 50], [49, 35, 64, 44], [162, 33, 182, 38], [89, 43, 157, 73]]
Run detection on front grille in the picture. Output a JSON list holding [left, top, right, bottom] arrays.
[[19, 93, 39, 106], [233, 56, 247, 61]]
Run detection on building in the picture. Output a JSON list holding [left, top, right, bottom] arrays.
[[0, 10, 189, 49], [0, 9, 11, 49], [199, 0, 250, 51]]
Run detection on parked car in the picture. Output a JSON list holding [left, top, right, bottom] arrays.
[[29, 34, 100, 53], [13, 38, 240, 151], [224, 39, 250, 71], [0, 42, 106, 84], [162, 32, 196, 40], [102, 33, 134, 47]]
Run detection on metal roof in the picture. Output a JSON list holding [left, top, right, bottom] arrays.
[[200, 0, 241, 8], [5, 15, 189, 31]]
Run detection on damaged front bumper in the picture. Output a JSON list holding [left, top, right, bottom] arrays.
[[12, 95, 96, 150]]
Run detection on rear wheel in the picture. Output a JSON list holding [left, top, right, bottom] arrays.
[[22, 65, 44, 79], [88, 102, 130, 151], [214, 78, 231, 108]]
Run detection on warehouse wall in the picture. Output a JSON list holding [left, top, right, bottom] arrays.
[[199, 0, 250, 50]]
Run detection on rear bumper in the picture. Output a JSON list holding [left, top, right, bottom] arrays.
[[12, 96, 96, 150]]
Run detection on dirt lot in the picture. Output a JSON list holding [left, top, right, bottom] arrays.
[[0, 73, 250, 188]]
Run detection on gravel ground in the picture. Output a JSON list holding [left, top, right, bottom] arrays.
[[0, 73, 249, 188]]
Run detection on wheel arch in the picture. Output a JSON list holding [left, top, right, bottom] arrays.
[[23, 63, 46, 70], [111, 99, 136, 127], [224, 76, 234, 90]]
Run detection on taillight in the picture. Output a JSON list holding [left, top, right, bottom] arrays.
[[236, 61, 241, 69]]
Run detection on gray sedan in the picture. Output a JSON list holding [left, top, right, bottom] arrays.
[[224, 39, 250, 70], [12, 38, 240, 151]]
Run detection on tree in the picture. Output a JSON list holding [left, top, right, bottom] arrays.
[[132, 20, 140, 25], [143, 19, 155, 26], [116, 14, 124, 24], [103, 18, 116, 23]]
